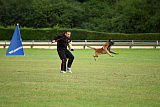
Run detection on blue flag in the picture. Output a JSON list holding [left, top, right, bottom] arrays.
[[6, 24, 24, 55]]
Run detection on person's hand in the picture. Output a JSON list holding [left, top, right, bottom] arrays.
[[71, 49, 74, 51], [51, 40, 56, 43]]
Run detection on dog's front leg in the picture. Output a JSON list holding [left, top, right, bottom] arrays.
[[105, 49, 113, 57]]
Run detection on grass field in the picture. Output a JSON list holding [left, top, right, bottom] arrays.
[[0, 48, 160, 107]]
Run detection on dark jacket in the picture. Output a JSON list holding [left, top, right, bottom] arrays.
[[53, 33, 71, 49]]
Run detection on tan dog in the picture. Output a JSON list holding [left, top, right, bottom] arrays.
[[87, 40, 119, 61]]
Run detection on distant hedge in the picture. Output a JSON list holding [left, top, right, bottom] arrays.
[[0, 28, 160, 40]]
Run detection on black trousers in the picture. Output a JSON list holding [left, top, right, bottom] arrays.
[[57, 48, 74, 71]]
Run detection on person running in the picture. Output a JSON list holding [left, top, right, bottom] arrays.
[[51, 31, 74, 73]]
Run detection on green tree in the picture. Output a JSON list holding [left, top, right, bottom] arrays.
[[111, 0, 160, 33], [81, 0, 112, 32], [0, 0, 159, 33]]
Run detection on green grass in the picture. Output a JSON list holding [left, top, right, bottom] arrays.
[[0, 48, 160, 107]]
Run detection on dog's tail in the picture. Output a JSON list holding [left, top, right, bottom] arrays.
[[87, 46, 96, 50]]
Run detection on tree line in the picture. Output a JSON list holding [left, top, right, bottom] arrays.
[[0, 0, 160, 33]]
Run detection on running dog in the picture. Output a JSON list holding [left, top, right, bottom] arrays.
[[87, 40, 119, 61]]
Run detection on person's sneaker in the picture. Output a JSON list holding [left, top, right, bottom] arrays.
[[67, 68, 72, 73], [60, 71, 66, 73]]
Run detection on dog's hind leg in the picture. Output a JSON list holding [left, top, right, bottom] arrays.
[[93, 56, 98, 61], [93, 52, 99, 61], [93, 56, 96, 61]]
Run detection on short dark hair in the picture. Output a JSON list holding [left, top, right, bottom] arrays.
[[64, 30, 71, 33], [109, 39, 114, 45]]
